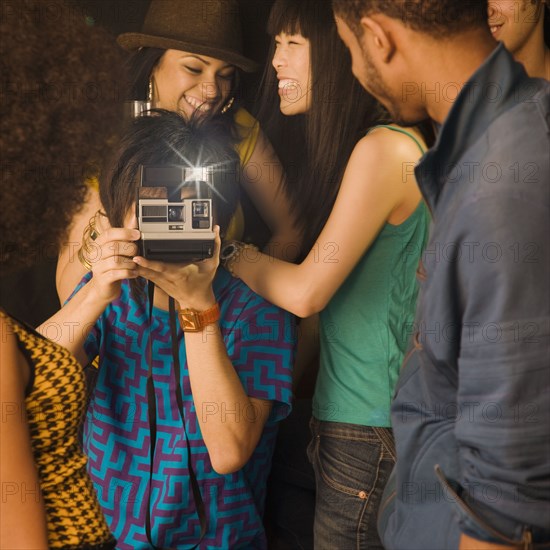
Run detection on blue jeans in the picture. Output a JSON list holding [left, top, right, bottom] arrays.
[[307, 418, 395, 550]]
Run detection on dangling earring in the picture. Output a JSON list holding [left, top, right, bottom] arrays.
[[148, 77, 154, 103], [221, 97, 235, 114]]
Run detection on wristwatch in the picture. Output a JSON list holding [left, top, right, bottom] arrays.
[[178, 303, 220, 332], [220, 240, 259, 277]]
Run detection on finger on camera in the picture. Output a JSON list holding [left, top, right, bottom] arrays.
[[115, 241, 139, 257], [97, 227, 140, 245], [97, 242, 139, 262], [98, 256, 138, 272]]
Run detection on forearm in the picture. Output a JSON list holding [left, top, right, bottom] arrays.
[[38, 281, 108, 365], [453, 196, 550, 539], [231, 252, 320, 317], [184, 324, 270, 474], [263, 226, 302, 262], [56, 243, 88, 305], [56, 186, 103, 304]]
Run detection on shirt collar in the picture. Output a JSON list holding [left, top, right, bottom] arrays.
[[416, 43, 530, 212]]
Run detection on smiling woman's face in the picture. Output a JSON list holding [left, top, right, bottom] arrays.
[[271, 32, 312, 116], [151, 49, 235, 118]]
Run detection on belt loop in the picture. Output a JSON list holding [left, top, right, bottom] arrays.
[[372, 426, 396, 461]]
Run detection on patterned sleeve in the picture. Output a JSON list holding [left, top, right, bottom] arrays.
[[222, 289, 296, 423]]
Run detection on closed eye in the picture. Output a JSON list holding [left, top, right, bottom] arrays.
[[185, 66, 201, 75]]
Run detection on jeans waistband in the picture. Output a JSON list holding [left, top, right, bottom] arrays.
[[310, 418, 395, 460]]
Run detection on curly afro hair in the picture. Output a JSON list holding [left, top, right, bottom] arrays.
[[0, 0, 126, 273]]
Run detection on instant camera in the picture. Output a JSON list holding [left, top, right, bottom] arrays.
[[137, 164, 215, 262]]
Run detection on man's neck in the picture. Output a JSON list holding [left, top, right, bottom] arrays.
[[419, 32, 497, 124]]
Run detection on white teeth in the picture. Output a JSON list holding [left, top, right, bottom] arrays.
[[278, 79, 298, 89], [490, 25, 500, 34], [184, 95, 212, 112]]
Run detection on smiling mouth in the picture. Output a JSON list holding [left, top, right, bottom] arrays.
[[278, 79, 299, 90], [489, 24, 503, 35], [184, 95, 213, 113], [278, 79, 301, 100]]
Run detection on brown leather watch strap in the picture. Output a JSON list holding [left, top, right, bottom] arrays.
[[178, 303, 220, 332]]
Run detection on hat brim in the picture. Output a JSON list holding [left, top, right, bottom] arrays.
[[117, 33, 259, 73]]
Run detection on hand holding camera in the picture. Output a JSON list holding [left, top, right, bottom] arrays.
[[133, 225, 221, 311], [87, 226, 141, 305]]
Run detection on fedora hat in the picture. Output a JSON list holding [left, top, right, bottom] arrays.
[[117, 0, 259, 72]]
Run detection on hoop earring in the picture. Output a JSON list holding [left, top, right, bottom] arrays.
[[221, 97, 235, 114]]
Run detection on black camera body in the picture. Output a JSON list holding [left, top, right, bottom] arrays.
[[137, 165, 215, 262]]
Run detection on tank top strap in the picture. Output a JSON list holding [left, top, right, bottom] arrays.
[[367, 124, 426, 155]]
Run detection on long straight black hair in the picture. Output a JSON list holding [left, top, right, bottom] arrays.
[[257, 0, 388, 254]]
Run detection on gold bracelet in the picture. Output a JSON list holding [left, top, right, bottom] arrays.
[[77, 246, 93, 271]]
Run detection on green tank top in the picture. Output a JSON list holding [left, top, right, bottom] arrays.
[[313, 126, 430, 427]]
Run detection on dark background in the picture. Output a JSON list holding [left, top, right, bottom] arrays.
[[0, 0, 276, 327]]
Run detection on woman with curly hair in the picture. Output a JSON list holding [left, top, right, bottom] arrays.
[[0, 2, 124, 548]]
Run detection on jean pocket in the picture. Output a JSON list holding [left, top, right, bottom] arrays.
[[315, 433, 382, 497]]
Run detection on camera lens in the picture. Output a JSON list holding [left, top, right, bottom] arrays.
[[168, 206, 184, 222]]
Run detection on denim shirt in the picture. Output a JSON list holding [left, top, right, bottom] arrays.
[[380, 44, 550, 549]]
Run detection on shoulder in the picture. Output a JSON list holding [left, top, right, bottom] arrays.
[[0, 311, 18, 350], [233, 108, 261, 166], [233, 107, 259, 130], [0, 311, 31, 396], [341, 126, 424, 191], [472, 102, 549, 205], [355, 125, 425, 164], [0, 308, 14, 329]]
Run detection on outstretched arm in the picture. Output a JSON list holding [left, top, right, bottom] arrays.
[[231, 128, 425, 317]]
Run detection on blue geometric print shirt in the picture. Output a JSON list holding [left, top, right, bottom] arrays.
[[75, 269, 295, 549]]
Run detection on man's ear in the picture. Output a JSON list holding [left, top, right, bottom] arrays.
[[360, 15, 396, 63]]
